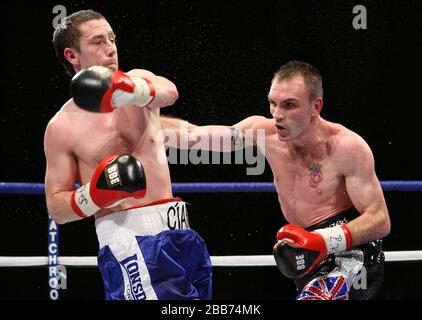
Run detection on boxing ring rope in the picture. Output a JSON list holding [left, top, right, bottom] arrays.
[[2, 180, 422, 194], [2, 250, 422, 268], [1, 180, 422, 299]]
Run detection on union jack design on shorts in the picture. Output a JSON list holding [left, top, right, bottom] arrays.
[[296, 275, 349, 300]]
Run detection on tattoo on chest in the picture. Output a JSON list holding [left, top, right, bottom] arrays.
[[308, 163, 323, 188]]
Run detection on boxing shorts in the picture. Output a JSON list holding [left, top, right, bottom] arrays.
[[95, 198, 212, 300], [294, 208, 385, 300]]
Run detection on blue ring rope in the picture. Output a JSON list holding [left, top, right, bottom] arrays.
[[1, 181, 422, 194]]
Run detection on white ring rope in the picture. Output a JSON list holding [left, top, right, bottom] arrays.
[[1, 251, 422, 267]]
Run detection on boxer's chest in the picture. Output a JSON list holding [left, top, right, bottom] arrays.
[[266, 135, 343, 200], [72, 107, 160, 164], [274, 159, 342, 201]]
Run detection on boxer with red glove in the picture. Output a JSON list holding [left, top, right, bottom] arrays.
[[70, 66, 155, 113], [273, 224, 352, 278], [71, 154, 147, 218]]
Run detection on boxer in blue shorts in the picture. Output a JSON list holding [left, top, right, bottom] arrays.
[[96, 198, 211, 300], [45, 9, 212, 300]]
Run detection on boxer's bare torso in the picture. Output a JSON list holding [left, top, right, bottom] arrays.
[[250, 116, 358, 227], [46, 100, 172, 219]]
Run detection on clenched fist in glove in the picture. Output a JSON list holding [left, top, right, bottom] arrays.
[[71, 154, 147, 218], [273, 223, 352, 278], [70, 66, 155, 113]]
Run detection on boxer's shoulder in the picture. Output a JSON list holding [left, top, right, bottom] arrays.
[[44, 101, 84, 151], [234, 115, 273, 133], [329, 130, 374, 177], [335, 130, 372, 160]]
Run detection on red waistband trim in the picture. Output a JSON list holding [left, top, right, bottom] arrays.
[[128, 197, 183, 210]]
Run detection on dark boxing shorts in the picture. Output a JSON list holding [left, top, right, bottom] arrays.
[[95, 199, 212, 300], [294, 208, 384, 300]]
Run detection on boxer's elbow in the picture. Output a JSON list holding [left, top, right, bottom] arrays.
[[50, 210, 79, 225], [46, 195, 78, 225], [379, 214, 391, 238], [47, 205, 68, 225], [157, 83, 178, 108], [50, 213, 67, 225], [376, 209, 391, 239]]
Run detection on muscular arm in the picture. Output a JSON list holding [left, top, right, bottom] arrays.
[[44, 120, 81, 225], [127, 69, 178, 109], [160, 115, 265, 151], [342, 136, 391, 246]]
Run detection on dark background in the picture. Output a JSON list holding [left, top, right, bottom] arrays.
[[0, 0, 421, 300]]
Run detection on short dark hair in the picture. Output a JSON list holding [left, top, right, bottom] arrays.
[[52, 10, 105, 76], [273, 60, 323, 101]]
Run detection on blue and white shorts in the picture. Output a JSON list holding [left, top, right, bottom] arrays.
[[95, 199, 212, 300]]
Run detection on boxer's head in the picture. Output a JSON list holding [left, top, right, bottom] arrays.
[[53, 10, 118, 76], [269, 61, 323, 142], [272, 60, 323, 103]]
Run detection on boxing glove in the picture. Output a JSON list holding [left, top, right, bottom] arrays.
[[71, 154, 147, 218], [273, 224, 352, 278], [70, 66, 155, 113]]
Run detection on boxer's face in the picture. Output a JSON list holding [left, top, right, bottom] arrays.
[[73, 19, 118, 72], [269, 75, 317, 142]]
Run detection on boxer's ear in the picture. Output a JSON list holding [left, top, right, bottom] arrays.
[[311, 97, 323, 116], [64, 48, 79, 66]]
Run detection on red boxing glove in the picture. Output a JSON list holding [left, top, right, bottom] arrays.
[[273, 224, 352, 278], [71, 154, 147, 218], [70, 66, 156, 113]]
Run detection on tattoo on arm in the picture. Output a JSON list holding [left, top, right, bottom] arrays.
[[230, 127, 244, 149]]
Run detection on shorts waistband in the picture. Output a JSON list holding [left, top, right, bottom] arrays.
[[95, 199, 190, 248], [306, 207, 360, 231]]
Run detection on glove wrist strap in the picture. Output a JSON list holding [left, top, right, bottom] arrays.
[[112, 77, 156, 108], [132, 77, 156, 107], [70, 182, 100, 218], [314, 225, 352, 254]]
